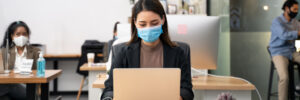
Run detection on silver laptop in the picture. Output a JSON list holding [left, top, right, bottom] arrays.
[[113, 68, 181, 100]]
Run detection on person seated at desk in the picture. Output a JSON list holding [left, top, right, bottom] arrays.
[[100, 0, 194, 100], [269, 1, 300, 100], [106, 21, 120, 60], [0, 21, 40, 100]]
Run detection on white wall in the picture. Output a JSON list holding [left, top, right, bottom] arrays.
[[0, 0, 132, 54], [0, 0, 132, 91]]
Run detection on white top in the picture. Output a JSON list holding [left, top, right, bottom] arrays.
[[14, 47, 27, 73]]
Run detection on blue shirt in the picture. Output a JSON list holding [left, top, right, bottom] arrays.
[[269, 14, 300, 59]]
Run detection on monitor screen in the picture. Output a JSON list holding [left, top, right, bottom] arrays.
[[167, 15, 220, 69]]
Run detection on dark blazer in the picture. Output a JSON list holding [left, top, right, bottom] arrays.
[[101, 40, 194, 100]]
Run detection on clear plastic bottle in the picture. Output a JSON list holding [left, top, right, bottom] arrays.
[[37, 52, 45, 77]]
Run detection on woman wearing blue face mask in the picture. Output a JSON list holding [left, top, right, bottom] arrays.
[[100, 0, 194, 100], [0, 21, 40, 100]]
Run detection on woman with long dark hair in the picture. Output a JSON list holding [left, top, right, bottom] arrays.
[[0, 21, 40, 99], [101, 0, 194, 100]]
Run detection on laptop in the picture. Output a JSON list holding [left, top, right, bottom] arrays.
[[113, 68, 181, 100], [0, 50, 4, 73]]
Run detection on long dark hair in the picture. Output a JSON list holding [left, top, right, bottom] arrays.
[[1, 21, 31, 48], [128, 0, 177, 47], [282, 0, 298, 11], [113, 21, 120, 39]]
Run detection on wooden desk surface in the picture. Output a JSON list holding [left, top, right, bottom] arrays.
[[92, 75, 255, 90], [44, 53, 103, 58], [0, 70, 62, 84], [92, 74, 107, 88], [80, 63, 106, 71], [192, 75, 255, 90], [44, 54, 81, 58]]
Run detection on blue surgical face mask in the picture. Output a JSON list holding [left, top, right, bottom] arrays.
[[137, 25, 163, 43], [113, 36, 118, 40]]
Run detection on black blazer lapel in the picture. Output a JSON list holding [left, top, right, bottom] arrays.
[[163, 43, 177, 68], [126, 41, 141, 68]]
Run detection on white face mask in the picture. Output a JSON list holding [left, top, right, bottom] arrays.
[[13, 36, 28, 47]]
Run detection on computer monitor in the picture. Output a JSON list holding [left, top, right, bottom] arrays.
[[167, 15, 220, 69]]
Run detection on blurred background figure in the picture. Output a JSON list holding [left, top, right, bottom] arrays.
[[107, 21, 120, 59], [268, 0, 300, 100]]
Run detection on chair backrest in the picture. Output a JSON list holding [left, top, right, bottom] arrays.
[[30, 44, 46, 54], [76, 40, 105, 77]]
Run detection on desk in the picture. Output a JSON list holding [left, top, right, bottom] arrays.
[[44, 53, 103, 95], [44, 54, 81, 58], [0, 70, 62, 100], [192, 75, 255, 100], [44, 54, 103, 59], [93, 75, 255, 100], [44, 54, 81, 95], [80, 63, 106, 100]]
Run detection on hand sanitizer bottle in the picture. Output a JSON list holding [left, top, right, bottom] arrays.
[[37, 52, 45, 77]]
